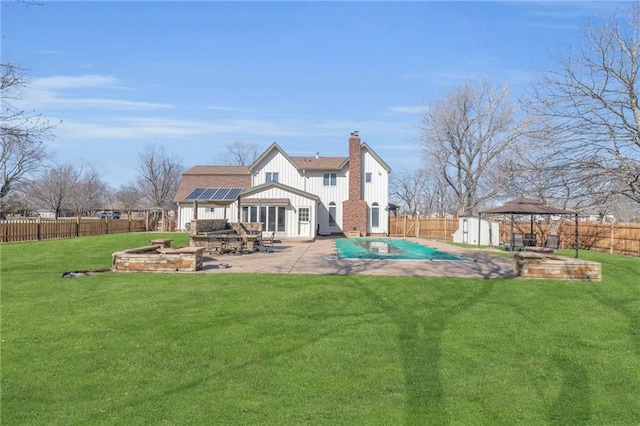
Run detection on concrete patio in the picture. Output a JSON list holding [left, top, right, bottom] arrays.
[[197, 236, 516, 278]]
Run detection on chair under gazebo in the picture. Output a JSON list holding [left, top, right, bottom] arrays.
[[479, 198, 579, 258]]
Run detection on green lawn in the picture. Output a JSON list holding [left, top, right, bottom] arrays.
[[1, 233, 639, 425]]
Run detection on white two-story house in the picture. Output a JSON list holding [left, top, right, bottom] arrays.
[[173, 131, 391, 240]]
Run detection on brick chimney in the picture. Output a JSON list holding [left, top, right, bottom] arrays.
[[342, 131, 368, 236]]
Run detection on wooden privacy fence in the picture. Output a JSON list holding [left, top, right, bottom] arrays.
[[389, 216, 640, 256], [496, 219, 640, 256], [388, 216, 459, 240], [0, 218, 148, 243]]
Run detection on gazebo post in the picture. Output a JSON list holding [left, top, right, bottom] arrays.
[[574, 212, 579, 258], [510, 213, 514, 251]]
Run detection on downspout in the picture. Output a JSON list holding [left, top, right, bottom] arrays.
[[477, 213, 482, 247]]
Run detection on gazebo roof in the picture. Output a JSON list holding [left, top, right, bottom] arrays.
[[480, 198, 575, 215]]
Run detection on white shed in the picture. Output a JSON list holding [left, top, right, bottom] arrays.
[[452, 216, 500, 246]]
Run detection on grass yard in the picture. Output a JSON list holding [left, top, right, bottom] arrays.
[[1, 233, 639, 424]]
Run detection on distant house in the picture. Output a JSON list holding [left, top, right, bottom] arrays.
[[36, 209, 56, 219], [173, 131, 391, 240]]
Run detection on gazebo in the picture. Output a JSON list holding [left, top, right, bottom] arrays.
[[479, 198, 579, 258]]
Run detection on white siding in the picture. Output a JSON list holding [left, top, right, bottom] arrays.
[[362, 150, 389, 234], [304, 166, 349, 234], [241, 186, 317, 239], [177, 203, 236, 231], [252, 151, 302, 189]]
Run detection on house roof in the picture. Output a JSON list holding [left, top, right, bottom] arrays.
[[248, 143, 295, 173], [362, 142, 392, 173], [174, 136, 391, 204], [240, 181, 321, 202], [290, 156, 348, 171], [173, 165, 250, 202]]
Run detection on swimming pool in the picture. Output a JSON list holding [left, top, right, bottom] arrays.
[[335, 238, 468, 261]]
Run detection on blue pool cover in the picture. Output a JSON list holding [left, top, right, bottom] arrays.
[[335, 238, 468, 261]]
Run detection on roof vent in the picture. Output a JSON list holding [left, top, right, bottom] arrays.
[[315, 152, 320, 159]]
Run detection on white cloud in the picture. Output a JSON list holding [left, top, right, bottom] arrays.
[[32, 74, 123, 90], [20, 74, 173, 111], [387, 106, 424, 114]]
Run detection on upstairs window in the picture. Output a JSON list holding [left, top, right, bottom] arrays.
[[266, 172, 279, 183], [323, 173, 337, 186], [365, 172, 372, 183]]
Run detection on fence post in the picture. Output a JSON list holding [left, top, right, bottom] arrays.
[[610, 221, 614, 254], [37, 217, 42, 240], [444, 217, 448, 241], [76, 216, 80, 238]]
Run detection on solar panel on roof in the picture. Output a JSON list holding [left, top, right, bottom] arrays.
[[227, 188, 242, 199], [184, 187, 243, 201], [213, 188, 228, 199]]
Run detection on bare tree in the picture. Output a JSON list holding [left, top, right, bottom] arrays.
[[136, 145, 184, 210], [222, 141, 260, 166], [530, 3, 640, 206], [420, 170, 457, 217], [1, 64, 57, 215], [421, 79, 532, 216], [390, 169, 428, 215], [28, 164, 78, 219], [67, 164, 110, 217], [114, 184, 143, 217]]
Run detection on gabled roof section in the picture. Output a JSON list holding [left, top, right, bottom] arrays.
[[290, 156, 348, 171], [361, 142, 392, 173], [184, 165, 249, 175], [248, 143, 298, 173], [240, 181, 320, 202]]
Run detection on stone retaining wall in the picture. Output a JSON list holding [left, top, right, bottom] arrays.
[[112, 241, 204, 272], [514, 252, 601, 281]]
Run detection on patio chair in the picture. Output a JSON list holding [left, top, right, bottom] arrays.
[[261, 231, 275, 248], [256, 231, 275, 253], [513, 233, 525, 251], [226, 234, 245, 254], [544, 234, 560, 250], [207, 235, 224, 254]]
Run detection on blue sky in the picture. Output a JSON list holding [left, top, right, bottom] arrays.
[[1, 1, 629, 188]]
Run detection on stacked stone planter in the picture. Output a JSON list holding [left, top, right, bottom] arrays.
[[514, 251, 601, 281]]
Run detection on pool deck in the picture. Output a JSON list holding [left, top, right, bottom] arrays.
[[198, 236, 516, 279]]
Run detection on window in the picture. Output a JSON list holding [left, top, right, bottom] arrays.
[[299, 208, 309, 222], [241, 206, 258, 222], [243, 205, 285, 232], [266, 172, 279, 182], [323, 173, 337, 186], [206, 207, 215, 213], [328, 202, 337, 227], [371, 202, 380, 228], [365, 172, 372, 183]]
